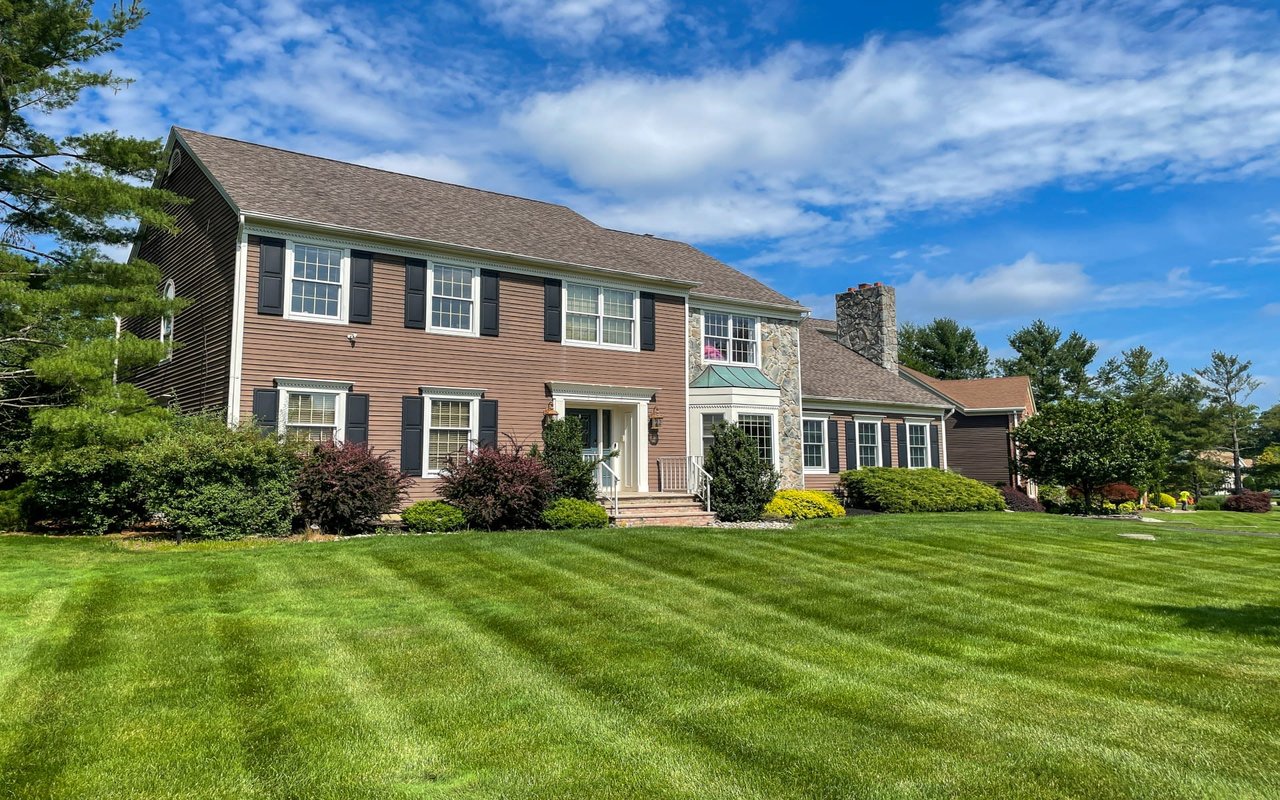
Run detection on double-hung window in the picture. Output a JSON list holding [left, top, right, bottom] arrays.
[[700, 413, 725, 459], [737, 414, 774, 465], [907, 421, 931, 468], [565, 283, 636, 348], [857, 420, 881, 468], [703, 312, 757, 365], [284, 391, 342, 443], [289, 243, 345, 320], [424, 393, 480, 473], [802, 418, 826, 471], [431, 264, 475, 332]]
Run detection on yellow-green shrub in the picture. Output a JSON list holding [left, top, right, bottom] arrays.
[[764, 489, 845, 520], [838, 468, 1006, 513], [1155, 492, 1177, 509]]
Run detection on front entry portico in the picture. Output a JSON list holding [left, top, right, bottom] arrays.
[[548, 382, 658, 494]]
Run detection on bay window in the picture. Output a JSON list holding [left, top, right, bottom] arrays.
[[737, 414, 774, 464]]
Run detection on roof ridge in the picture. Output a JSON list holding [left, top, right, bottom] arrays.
[[174, 126, 583, 215]]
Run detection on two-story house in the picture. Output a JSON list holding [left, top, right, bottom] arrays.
[[135, 128, 806, 521]]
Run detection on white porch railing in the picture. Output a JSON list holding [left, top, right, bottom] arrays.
[[584, 452, 620, 518], [657, 455, 712, 513]]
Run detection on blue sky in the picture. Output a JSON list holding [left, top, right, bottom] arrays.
[[64, 0, 1280, 404]]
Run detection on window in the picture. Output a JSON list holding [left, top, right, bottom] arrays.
[[802, 418, 826, 470], [565, 283, 636, 348], [737, 414, 774, 464], [158, 279, 175, 360], [907, 422, 930, 468], [700, 413, 725, 459], [423, 393, 480, 473], [703, 312, 757, 365], [431, 264, 475, 331], [857, 421, 880, 468], [289, 243, 344, 319], [285, 391, 341, 443]]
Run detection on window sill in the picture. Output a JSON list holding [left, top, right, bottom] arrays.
[[562, 338, 640, 353], [283, 312, 348, 326]]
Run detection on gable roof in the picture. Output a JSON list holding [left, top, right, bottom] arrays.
[[900, 365, 1036, 413], [800, 319, 948, 408], [172, 127, 802, 310]]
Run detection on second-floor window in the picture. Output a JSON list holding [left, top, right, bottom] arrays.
[[703, 312, 757, 365], [290, 244, 345, 320], [565, 283, 636, 348], [432, 264, 475, 332]]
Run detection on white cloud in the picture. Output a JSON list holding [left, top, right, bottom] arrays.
[[479, 0, 669, 44], [919, 244, 951, 260], [1263, 303, 1280, 317], [890, 249, 910, 260], [895, 253, 1235, 323], [509, 0, 1280, 240]]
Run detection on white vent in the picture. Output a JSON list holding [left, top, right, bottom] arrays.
[[169, 147, 182, 172]]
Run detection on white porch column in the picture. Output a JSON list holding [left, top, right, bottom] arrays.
[[635, 399, 649, 493]]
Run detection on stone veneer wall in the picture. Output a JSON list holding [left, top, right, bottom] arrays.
[[687, 307, 804, 489], [835, 284, 898, 372]]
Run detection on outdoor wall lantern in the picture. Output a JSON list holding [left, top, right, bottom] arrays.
[[649, 406, 665, 431], [543, 401, 559, 426]]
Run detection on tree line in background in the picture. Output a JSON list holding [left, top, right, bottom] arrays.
[[901, 317, 1280, 498]]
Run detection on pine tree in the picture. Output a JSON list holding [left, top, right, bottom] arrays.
[[898, 318, 991, 379], [996, 319, 1097, 405], [1, 0, 184, 466], [1194, 352, 1261, 494]]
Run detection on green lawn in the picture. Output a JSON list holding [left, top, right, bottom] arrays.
[[1, 513, 1278, 799]]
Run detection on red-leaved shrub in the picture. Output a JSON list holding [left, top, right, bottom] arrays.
[[1000, 485, 1045, 512], [296, 441, 410, 534], [1223, 491, 1272, 513], [438, 444, 554, 530], [1069, 482, 1138, 503]]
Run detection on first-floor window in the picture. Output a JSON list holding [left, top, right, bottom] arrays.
[[907, 422, 930, 468], [802, 419, 826, 470], [857, 421, 880, 468], [737, 414, 774, 464], [426, 397, 475, 471], [285, 391, 340, 442], [701, 413, 725, 459]]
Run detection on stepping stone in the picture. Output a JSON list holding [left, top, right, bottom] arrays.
[[1118, 533, 1157, 541]]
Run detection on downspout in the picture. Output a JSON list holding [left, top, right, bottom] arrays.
[[225, 215, 248, 426], [940, 407, 954, 471]]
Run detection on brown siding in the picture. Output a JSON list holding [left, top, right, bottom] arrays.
[[800, 413, 940, 491], [240, 240, 687, 502], [130, 143, 239, 413], [945, 412, 1015, 485]]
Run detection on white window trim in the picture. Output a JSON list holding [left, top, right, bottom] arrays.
[[562, 281, 640, 352], [426, 259, 481, 337], [421, 387, 484, 476], [700, 309, 760, 368], [905, 419, 933, 469], [158, 278, 175, 361], [854, 416, 884, 469], [275, 378, 352, 443], [284, 238, 350, 325], [802, 416, 828, 473], [697, 408, 778, 469]]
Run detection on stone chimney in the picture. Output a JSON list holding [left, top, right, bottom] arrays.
[[835, 282, 898, 372]]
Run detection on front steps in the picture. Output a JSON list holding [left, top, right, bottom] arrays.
[[608, 493, 716, 527]]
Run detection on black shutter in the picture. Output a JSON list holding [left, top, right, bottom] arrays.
[[345, 393, 369, 444], [543, 278, 562, 342], [897, 423, 909, 468], [478, 399, 498, 450], [929, 423, 940, 469], [827, 419, 840, 474], [251, 388, 279, 434], [881, 421, 893, 469], [640, 292, 656, 351], [257, 237, 285, 316], [400, 396, 424, 476], [480, 270, 500, 336], [349, 251, 373, 324], [845, 420, 858, 470], [404, 258, 427, 329]]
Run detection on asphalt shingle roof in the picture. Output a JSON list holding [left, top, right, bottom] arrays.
[[174, 128, 802, 309], [800, 319, 947, 407], [900, 366, 1036, 412]]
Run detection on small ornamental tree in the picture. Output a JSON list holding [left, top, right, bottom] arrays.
[[537, 416, 597, 501], [295, 441, 409, 534], [438, 442, 555, 530], [704, 421, 778, 522], [1014, 398, 1165, 514]]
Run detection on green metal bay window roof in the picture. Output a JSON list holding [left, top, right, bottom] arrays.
[[690, 365, 780, 390]]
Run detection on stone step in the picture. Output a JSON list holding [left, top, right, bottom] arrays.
[[612, 511, 717, 528], [612, 493, 704, 507]]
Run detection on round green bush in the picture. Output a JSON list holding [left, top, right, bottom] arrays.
[[838, 468, 1006, 513], [764, 489, 845, 520], [542, 498, 609, 529], [401, 500, 465, 533], [1195, 495, 1225, 511], [1155, 492, 1177, 509]]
